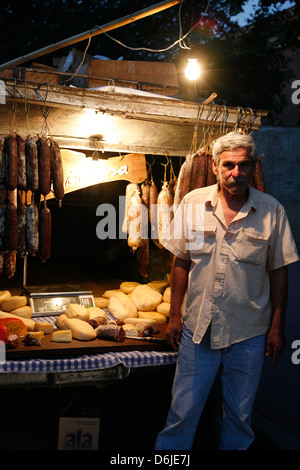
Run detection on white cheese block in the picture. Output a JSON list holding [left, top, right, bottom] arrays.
[[34, 321, 54, 334], [122, 323, 139, 337], [52, 329, 72, 343]]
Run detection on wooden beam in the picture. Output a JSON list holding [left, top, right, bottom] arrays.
[[0, 0, 183, 70]]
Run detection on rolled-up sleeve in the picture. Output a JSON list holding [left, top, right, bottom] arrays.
[[162, 200, 191, 260], [267, 204, 299, 271]]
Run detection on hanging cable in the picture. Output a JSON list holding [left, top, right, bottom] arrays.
[[92, 0, 211, 54]]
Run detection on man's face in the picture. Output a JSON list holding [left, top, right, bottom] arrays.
[[213, 147, 255, 196]]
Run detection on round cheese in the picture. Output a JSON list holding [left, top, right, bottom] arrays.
[[124, 317, 160, 333], [0, 290, 11, 303], [65, 303, 90, 322], [163, 287, 171, 303], [108, 291, 137, 321], [156, 302, 170, 317], [94, 297, 109, 309], [1, 295, 27, 312], [88, 306, 107, 321], [147, 280, 168, 294], [103, 289, 120, 299], [131, 284, 162, 311], [138, 311, 167, 323], [120, 281, 140, 294]]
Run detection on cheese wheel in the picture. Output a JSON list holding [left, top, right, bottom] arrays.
[[120, 281, 140, 294], [108, 291, 137, 321], [147, 280, 168, 294], [94, 297, 109, 309], [1, 295, 27, 312], [0, 290, 11, 303], [124, 317, 160, 333], [163, 287, 171, 303], [0, 311, 35, 331], [131, 285, 162, 311], [103, 289, 120, 299], [156, 302, 170, 317], [138, 310, 167, 323], [10, 305, 32, 318], [65, 303, 90, 322], [63, 317, 97, 341], [88, 306, 107, 321], [56, 313, 68, 329]]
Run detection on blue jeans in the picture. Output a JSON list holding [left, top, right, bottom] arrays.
[[155, 324, 266, 450]]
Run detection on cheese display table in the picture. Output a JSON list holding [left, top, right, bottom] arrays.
[[0, 313, 177, 388]]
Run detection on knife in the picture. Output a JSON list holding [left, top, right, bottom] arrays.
[[126, 336, 167, 343]]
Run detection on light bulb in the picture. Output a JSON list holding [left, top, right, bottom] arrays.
[[185, 58, 201, 81]]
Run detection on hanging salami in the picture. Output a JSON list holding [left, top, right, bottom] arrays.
[[50, 140, 64, 207], [37, 137, 51, 197]]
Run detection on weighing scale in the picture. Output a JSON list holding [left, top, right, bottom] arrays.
[[23, 283, 95, 317]]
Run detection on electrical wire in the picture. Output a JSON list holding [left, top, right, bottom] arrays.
[[93, 0, 211, 54]]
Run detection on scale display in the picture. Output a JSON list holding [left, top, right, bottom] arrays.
[[24, 284, 95, 317]]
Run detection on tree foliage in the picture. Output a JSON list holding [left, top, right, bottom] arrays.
[[0, 0, 299, 120]]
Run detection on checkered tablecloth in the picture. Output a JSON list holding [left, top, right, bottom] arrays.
[[0, 315, 177, 374]]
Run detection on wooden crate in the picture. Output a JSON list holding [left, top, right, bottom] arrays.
[[87, 60, 178, 96], [25, 63, 59, 85]]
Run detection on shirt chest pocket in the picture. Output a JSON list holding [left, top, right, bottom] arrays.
[[188, 225, 217, 257], [233, 229, 269, 266]]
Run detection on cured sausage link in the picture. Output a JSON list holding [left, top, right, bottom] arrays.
[[37, 137, 51, 196], [26, 201, 39, 256], [16, 134, 26, 191], [25, 137, 39, 193], [4, 196, 18, 252], [50, 140, 64, 207], [39, 200, 51, 262], [4, 134, 18, 191]]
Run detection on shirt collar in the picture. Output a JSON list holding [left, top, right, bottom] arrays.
[[206, 183, 257, 213]]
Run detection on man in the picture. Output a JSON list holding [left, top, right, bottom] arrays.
[[155, 133, 299, 450]]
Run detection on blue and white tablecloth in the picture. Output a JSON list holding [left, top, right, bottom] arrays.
[[0, 315, 177, 374]]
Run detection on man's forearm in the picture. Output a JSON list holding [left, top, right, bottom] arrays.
[[266, 265, 288, 364], [269, 266, 288, 330], [169, 256, 191, 318]]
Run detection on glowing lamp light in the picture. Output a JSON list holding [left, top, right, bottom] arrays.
[[185, 58, 201, 81]]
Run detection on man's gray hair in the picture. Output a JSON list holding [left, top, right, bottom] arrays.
[[212, 133, 257, 166]]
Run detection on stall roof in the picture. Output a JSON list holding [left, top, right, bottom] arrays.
[[1, 78, 268, 157]]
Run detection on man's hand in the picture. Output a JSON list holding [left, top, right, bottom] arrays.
[[166, 316, 182, 351], [267, 266, 288, 365], [166, 256, 191, 351], [265, 327, 286, 365]]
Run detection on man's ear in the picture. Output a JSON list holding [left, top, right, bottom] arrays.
[[212, 159, 218, 176]]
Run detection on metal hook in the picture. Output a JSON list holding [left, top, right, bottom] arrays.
[[24, 80, 30, 114]]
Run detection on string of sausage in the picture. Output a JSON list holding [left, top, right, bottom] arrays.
[[0, 134, 64, 277]]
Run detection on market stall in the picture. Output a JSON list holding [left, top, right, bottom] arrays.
[[0, 70, 267, 449]]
